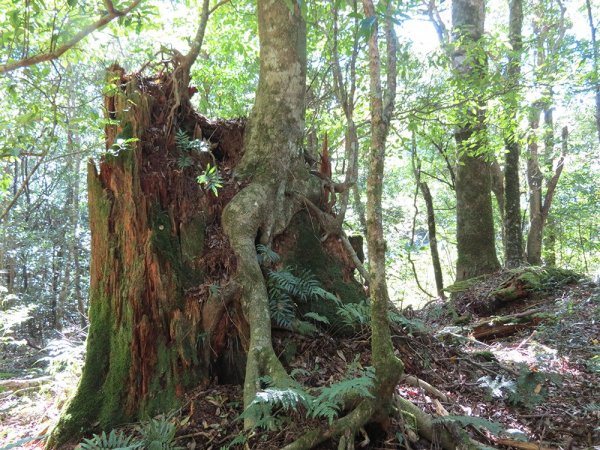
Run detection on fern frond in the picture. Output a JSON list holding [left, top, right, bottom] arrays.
[[303, 312, 330, 325], [315, 373, 375, 407], [139, 418, 182, 450], [310, 400, 340, 424], [269, 292, 295, 328], [294, 319, 318, 336], [388, 311, 428, 333], [252, 387, 313, 411], [175, 129, 190, 151], [78, 430, 141, 450], [256, 244, 280, 265]]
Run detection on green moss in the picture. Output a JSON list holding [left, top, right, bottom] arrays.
[[281, 213, 367, 323], [514, 267, 581, 291], [150, 204, 204, 293], [444, 275, 485, 294], [141, 340, 179, 417], [180, 215, 206, 265]]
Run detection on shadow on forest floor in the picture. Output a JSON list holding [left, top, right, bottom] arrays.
[[1, 275, 599, 449]]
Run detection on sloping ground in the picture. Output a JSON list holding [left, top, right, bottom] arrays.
[[1, 276, 598, 449]]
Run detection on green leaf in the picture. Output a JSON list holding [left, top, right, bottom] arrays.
[[359, 16, 376, 41]]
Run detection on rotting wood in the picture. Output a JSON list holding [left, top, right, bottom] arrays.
[[471, 310, 549, 341]]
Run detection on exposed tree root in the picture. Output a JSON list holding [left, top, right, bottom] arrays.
[[400, 375, 449, 402]]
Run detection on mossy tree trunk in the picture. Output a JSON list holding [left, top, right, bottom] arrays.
[[451, 0, 500, 282]]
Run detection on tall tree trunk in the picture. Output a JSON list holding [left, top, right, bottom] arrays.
[[222, 0, 309, 417], [452, 0, 500, 282], [504, 0, 524, 268], [526, 105, 544, 265], [586, 0, 600, 144]]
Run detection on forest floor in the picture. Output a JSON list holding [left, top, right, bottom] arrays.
[[0, 274, 598, 449]]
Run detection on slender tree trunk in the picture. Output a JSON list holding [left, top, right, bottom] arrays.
[[362, 0, 404, 409], [452, 0, 500, 282], [419, 182, 444, 298], [504, 0, 524, 268], [526, 106, 544, 265], [586, 0, 600, 144]]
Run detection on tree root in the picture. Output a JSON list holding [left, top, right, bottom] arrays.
[[400, 375, 449, 402]]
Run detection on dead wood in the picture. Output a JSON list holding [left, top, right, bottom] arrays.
[[495, 437, 557, 450], [0, 376, 52, 389], [471, 309, 549, 341]]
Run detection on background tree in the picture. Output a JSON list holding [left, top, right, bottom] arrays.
[[451, 0, 501, 281]]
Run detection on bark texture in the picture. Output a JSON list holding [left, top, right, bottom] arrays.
[[452, 0, 500, 282], [504, 0, 524, 268]]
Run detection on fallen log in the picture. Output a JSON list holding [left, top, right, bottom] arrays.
[[0, 376, 52, 389], [471, 310, 550, 341]]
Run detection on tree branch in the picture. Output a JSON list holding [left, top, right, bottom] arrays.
[[0, 0, 141, 74]]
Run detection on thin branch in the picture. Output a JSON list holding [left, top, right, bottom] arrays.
[[0, 0, 141, 74], [0, 152, 48, 222]]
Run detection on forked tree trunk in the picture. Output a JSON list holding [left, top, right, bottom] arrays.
[[48, 56, 366, 446]]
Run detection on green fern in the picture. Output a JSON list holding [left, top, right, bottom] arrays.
[[478, 375, 515, 399], [139, 418, 182, 450], [177, 154, 194, 169], [506, 364, 561, 409], [310, 372, 375, 423], [388, 311, 428, 333], [241, 387, 313, 430], [269, 291, 295, 328], [175, 129, 190, 151], [196, 163, 223, 196], [256, 244, 280, 265], [337, 301, 370, 327], [78, 430, 140, 450], [293, 319, 319, 336], [303, 311, 330, 325], [219, 434, 247, 450]]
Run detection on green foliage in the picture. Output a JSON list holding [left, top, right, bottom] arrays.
[[266, 266, 335, 330], [77, 430, 140, 450], [336, 300, 370, 327], [77, 418, 182, 450], [256, 244, 281, 265], [39, 329, 86, 375], [196, 164, 223, 196], [219, 434, 248, 450], [241, 368, 375, 429], [388, 310, 428, 334], [0, 292, 35, 345], [138, 418, 183, 450]]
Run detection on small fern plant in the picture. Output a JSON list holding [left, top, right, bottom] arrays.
[[138, 418, 183, 450], [266, 266, 336, 331], [241, 368, 376, 428], [175, 129, 211, 169], [77, 430, 140, 450]]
